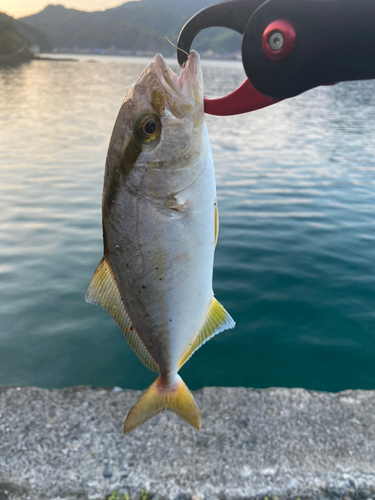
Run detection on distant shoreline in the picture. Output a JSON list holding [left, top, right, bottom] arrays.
[[33, 52, 244, 66], [34, 55, 78, 62], [36, 49, 242, 61], [0, 47, 33, 63]]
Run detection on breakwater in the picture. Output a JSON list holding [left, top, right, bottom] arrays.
[[1, 386, 375, 500]]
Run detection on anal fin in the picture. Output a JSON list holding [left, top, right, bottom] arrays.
[[178, 297, 235, 369], [214, 202, 219, 248], [86, 258, 158, 372]]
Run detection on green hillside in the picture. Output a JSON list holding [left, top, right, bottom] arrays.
[[20, 1, 242, 55], [0, 12, 32, 60], [0, 11, 52, 61], [15, 18, 53, 52]]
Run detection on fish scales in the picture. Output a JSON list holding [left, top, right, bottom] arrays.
[[87, 51, 235, 433]]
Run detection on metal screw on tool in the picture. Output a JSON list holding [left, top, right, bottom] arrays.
[[262, 20, 297, 61], [269, 32, 284, 51]]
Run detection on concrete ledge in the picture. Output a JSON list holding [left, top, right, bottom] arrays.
[[1, 386, 375, 500]]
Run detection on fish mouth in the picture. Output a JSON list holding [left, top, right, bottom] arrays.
[[152, 51, 203, 116]]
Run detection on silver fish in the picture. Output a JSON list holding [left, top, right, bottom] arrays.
[[86, 51, 235, 433]]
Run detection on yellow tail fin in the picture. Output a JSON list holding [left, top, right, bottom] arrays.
[[123, 375, 201, 434]]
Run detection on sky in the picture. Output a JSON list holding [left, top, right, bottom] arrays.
[[0, 0, 136, 18]]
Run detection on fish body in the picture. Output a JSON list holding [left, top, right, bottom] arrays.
[[86, 51, 235, 433]]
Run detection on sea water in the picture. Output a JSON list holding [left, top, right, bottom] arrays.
[[0, 54, 375, 391]]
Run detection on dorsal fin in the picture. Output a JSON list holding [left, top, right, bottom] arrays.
[[178, 297, 235, 369], [86, 258, 159, 372]]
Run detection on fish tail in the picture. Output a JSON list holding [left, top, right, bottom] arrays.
[[123, 374, 201, 434]]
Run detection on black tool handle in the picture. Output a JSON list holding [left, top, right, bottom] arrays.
[[177, 0, 265, 66], [244, 0, 375, 99], [178, 0, 375, 99]]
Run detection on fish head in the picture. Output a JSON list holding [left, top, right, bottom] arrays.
[[104, 51, 206, 204]]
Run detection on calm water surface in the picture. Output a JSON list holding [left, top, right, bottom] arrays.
[[0, 54, 375, 391]]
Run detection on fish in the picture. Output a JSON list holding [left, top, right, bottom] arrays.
[[86, 51, 235, 434]]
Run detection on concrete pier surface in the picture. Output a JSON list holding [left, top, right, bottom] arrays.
[[1, 386, 375, 500]]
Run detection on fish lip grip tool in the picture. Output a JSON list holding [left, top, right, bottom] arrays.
[[177, 0, 375, 116]]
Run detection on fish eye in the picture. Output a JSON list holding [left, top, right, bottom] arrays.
[[134, 112, 162, 147], [144, 119, 156, 135]]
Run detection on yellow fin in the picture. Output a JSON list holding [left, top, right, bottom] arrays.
[[214, 203, 219, 248], [123, 375, 201, 434], [179, 297, 235, 369], [86, 258, 158, 372]]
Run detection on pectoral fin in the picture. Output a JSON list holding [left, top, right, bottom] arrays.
[[86, 258, 158, 372], [178, 297, 235, 369]]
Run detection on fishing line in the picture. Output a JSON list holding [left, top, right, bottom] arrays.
[[165, 37, 189, 61]]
